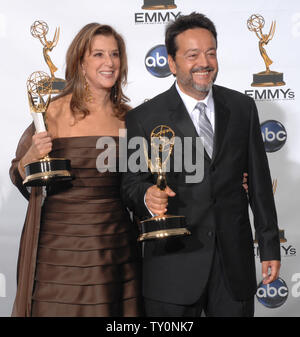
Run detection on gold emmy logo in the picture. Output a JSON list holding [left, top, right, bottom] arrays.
[[30, 20, 65, 93], [138, 125, 190, 242], [272, 178, 277, 195], [247, 14, 285, 87], [142, 0, 177, 10], [254, 178, 286, 244]]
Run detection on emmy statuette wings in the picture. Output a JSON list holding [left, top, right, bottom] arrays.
[[138, 125, 191, 242]]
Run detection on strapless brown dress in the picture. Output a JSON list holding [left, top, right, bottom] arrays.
[[30, 136, 142, 317]]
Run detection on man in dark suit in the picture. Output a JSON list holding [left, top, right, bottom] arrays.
[[121, 12, 281, 317]]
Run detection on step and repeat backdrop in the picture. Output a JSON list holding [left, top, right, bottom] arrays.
[[0, 0, 299, 317]]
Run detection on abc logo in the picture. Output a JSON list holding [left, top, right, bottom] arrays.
[[145, 45, 171, 78], [261, 120, 287, 152], [256, 278, 288, 308]]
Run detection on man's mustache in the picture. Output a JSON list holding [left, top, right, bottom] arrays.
[[191, 67, 214, 73]]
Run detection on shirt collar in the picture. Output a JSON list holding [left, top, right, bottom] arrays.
[[175, 81, 214, 114]]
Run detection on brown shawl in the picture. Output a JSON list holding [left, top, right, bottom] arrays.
[[9, 123, 43, 317]]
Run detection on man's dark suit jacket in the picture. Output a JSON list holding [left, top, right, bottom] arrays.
[[121, 83, 280, 305]]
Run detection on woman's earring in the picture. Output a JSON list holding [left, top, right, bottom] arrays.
[[84, 77, 93, 103], [112, 84, 118, 103]]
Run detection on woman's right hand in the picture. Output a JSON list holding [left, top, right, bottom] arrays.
[[18, 132, 52, 177], [27, 131, 53, 162]]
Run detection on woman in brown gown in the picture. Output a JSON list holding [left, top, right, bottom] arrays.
[[9, 23, 142, 317]]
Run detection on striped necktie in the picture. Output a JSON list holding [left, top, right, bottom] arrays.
[[195, 102, 214, 158]]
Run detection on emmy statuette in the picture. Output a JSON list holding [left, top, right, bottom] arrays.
[[30, 20, 66, 93], [138, 125, 191, 242], [247, 14, 285, 87], [23, 71, 72, 187]]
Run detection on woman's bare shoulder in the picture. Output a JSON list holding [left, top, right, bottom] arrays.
[[48, 94, 72, 117]]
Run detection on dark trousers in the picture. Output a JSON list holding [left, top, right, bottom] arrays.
[[144, 247, 254, 317]]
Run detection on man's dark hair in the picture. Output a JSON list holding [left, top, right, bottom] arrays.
[[165, 12, 217, 59]]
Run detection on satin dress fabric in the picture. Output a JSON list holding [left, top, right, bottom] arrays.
[[30, 136, 141, 316]]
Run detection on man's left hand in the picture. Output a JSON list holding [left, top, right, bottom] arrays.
[[261, 260, 281, 284]]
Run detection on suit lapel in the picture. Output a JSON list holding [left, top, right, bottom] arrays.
[[211, 85, 231, 163], [167, 84, 199, 140]]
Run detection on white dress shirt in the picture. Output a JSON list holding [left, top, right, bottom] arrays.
[[175, 81, 215, 133]]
